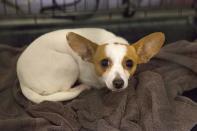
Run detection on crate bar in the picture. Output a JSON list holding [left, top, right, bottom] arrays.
[[74, 0, 77, 12], [27, 0, 31, 14], [15, 0, 18, 14], [3, 0, 7, 15], [84, 0, 87, 12]]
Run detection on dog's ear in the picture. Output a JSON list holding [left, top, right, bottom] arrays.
[[66, 32, 98, 62], [131, 32, 165, 64]]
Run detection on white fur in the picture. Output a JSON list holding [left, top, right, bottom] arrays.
[[17, 28, 129, 103], [102, 44, 130, 91]]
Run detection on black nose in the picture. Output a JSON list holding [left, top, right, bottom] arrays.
[[113, 79, 124, 89]]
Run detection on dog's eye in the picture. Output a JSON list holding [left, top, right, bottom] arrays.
[[100, 58, 109, 67], [126, 59, 133, 68]]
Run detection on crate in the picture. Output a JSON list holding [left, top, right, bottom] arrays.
[[0, 0, 196, 46]]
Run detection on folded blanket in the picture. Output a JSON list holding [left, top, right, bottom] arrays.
[[0, 40, 196, 131]]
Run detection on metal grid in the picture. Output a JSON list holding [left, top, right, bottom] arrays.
[[0, 0, 196, 19], [0, 0, 197, 46]]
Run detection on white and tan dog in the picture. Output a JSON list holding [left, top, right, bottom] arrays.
[[17, 28, 165, 103]]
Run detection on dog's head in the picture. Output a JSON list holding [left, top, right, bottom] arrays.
[[66, 32, 165, 91]]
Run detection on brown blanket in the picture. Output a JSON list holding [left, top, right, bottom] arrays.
[[0, 40, 196, 131]]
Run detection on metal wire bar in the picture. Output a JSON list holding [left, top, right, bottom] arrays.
[[27, 0, 31, 14], [0, 0, 196, 19], [3, 0, 7, 15]]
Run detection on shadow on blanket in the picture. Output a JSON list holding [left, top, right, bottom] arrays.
[[0, 40, 196, 131]]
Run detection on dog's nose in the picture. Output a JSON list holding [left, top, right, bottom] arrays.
[[113, 79, 124, 89]]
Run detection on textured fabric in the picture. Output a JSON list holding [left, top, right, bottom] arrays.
[[0, 40, 196, 131]]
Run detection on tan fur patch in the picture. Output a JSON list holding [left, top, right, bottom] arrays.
[[122, 45, 138, 75], [92, 44, 112, 76]]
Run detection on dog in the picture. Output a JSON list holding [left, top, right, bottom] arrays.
[[16, 28, 165, 103]]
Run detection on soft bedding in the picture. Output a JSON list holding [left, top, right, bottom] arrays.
[[0, 40, 196, 131]]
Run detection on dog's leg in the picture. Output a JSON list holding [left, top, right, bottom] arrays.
[[68, 84, 90, 92]]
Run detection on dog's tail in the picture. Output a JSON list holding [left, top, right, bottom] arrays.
[[20, 84, 84, 104]]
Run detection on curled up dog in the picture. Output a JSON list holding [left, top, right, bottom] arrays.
[[16, 28, 165, 103]]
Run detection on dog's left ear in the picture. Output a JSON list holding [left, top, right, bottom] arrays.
[[132, 32, 165, 64], [66, 32, 98, 62]]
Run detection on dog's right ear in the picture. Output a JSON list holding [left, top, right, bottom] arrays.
[[66, 32, 98, 62]]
